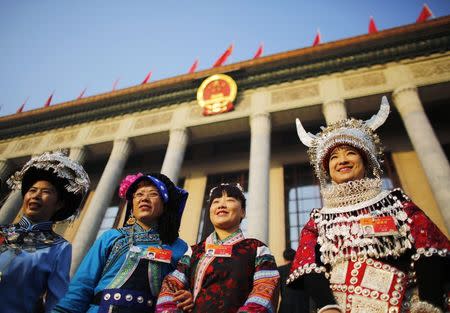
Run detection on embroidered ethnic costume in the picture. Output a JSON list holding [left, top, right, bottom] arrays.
[[53, 223, 187, 313], [288, 97, 450, 313], [0, 216, 72, 313], [0, 151, 90, 313], [53, 173, 188, 313], [156, 229, 280, 313]]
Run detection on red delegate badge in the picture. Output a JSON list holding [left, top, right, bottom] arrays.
[[146, 247, 172, 263], [360, 216, 399, 237], [205, 243, 233, 257]]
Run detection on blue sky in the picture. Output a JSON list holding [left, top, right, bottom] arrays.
[[0, 1, 449, 116]]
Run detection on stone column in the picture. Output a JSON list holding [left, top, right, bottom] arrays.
[[179, 173, 207, 245], [0, 159, 10, 181], [269, 165, 286, 265], [322, 99, 347, 125], [0, 190, 22, 224], [71, 138, 131, 275], [0, 159, 21, 224], [247, 91, 271, 243], [69, 146, 87, 164], [393, 85, 450, 232], [161, 127, 188, 184]]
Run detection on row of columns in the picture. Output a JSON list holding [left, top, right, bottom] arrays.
[[0, 85, 449, 274]]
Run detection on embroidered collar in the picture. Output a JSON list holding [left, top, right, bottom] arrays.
[[132, 222, 157, 233], [18, 216, 53, 231], [123, 223, 161, 246], [210, 228, 245, 245], [0, 216, 64, 252]]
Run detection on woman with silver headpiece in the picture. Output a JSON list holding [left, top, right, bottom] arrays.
[[156, 183, 280, 313], [0, 151, 90, 313], [53, 172, 192, 313], [286, 97, 449, 313]]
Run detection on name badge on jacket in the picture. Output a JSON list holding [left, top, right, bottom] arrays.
[[205, 244, 232, 257], [360, 216, 399, 237], [146, 247, 172, 263]]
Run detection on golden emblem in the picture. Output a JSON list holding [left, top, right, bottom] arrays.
[[197, 74, 237, 116]]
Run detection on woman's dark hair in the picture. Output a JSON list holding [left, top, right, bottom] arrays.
[[208, 184, 246, 210], [126, 172, 182, 245], [283, 248, 296, 262]]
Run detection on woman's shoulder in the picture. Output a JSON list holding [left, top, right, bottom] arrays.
[[170, 237, 188, 250], [240, 238, 271, 251], [167, 237, 189, 259], [242, 237, 266, 246], [95, 228, 123, 243]]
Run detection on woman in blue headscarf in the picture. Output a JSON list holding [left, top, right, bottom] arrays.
[[53, 172, 192, 313]]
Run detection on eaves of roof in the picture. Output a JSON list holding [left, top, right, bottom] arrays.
[[1, 16, 449, 139]]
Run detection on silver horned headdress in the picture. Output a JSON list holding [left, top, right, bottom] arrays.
[[296, 96, 390, 187]]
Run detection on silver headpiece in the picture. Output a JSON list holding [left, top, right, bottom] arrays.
[[296, 96, 390, 187], [7, 151, 90, 220], [7, 151, 90, 194]]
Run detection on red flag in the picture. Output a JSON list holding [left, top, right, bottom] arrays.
[[253, 43, 264, 59], [416, 4, 434, 23], [77, 87, 87, 100], [44, 91, 54, 107], [368, 16, 378, 34], [213, 44, 233, 67], [17, 97, 29, 113], [141, 71, 152, 84], [112, 78, 120, 91], [312, 30, 321, 47], [188, 59, 199, 73]]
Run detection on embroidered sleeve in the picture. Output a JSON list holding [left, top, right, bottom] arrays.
[[238, 245, 280, 313], [404, 202, 450, 309], [52, 230, 118, 313], [155, 247, 192, 313], [404, 202, 450, 259], [287, 216, 328, 285]]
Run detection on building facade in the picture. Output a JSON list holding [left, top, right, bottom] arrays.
[[1, 16, 449, 274]]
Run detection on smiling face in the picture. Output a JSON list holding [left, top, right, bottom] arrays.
[[21, 180, 63, 223], [209, 191, 245, 233], [132, 182, 164, 229], [328, 144, 366, 184]]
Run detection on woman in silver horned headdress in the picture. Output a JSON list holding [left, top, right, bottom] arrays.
[[286, 97, 449, 313], [0, 151, 90, 313]]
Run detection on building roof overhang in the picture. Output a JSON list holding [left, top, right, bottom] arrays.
[[1, 16, 449, 139]]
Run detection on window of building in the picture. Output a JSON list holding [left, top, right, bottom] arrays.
[[283, 153, 399, 250], [197, 171, 248, 243], [96, 206, 119, 238], [284, 163, 321, 250]]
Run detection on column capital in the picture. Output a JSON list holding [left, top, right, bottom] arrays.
[[112, 138, 132, 156], [69, 146, 87, 164], [250, 111, 270, 121], [392, 84, 418, 101], [392, 84, 423, 116], [170, 127, 188, 136]]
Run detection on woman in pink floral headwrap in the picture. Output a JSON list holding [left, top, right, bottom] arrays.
[[54, 173, 193, 313]]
